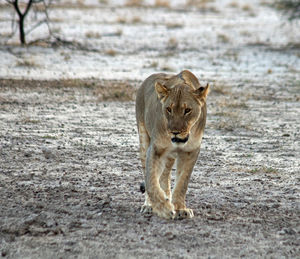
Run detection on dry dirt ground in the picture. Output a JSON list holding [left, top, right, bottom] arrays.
[[0, 77, 299, 258], [1, 0, 300, 258]]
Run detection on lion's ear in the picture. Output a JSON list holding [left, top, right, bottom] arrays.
[[155, 82, 169, 100], [194, 83, 210, 100]]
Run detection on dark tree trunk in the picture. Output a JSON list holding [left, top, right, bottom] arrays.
[[12, 0, 33, 45], [19, 15, 26, 44]]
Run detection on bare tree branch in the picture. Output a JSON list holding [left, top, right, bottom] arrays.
[[274, 0, 300, 20], [42, 0, 53, 36], [12, 0, 22, 17], [5, 0, 55, 45], [24, 0, 34, 17], [26, 19, 47, 34]]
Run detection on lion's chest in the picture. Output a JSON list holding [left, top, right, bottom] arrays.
[[164, 133, 203, 158]]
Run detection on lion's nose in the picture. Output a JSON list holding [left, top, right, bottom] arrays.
[[171, 131, 180, 136]]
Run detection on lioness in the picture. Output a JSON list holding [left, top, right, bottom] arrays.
[[136, 70, 209, 219]]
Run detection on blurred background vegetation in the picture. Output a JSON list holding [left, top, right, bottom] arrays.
[[3, 0, 300, 45], [273, 0, 300, 20]]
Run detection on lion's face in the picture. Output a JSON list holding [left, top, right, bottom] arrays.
[[155, 82, 209, 144]]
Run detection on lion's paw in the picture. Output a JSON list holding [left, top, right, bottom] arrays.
[[140, 205, 153, 215], [175, 208, 194, 220], [155, 208, 175, 220], [152, 202, 175, 219]]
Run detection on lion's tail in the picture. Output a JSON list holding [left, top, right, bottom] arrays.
[[140, 182, 145, 193]]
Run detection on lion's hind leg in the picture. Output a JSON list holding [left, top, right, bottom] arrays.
[[140, 192, 153, 215], [137, 122, 150, 173], [137, 122, 152, 214]]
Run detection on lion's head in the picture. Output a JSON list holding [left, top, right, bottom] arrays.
[[155, 81, 209, 144]]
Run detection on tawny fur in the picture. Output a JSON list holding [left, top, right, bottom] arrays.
[[136, 70, 209, 219]]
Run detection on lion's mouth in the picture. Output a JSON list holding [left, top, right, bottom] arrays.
[[171, 135, 189, 144]]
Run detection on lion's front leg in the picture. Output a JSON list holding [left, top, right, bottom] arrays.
[[172, 150, 199, 219], [145, 145, 175, 219], [159, 157, 175, 201]]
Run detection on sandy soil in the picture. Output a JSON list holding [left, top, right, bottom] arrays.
[[0, 76, 299, 258], [0, 0, 300, 258]]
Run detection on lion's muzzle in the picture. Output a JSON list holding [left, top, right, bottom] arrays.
[[171, 135, 189, 144]]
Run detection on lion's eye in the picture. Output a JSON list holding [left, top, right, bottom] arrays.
[[184, 108, 191, 115], [166, 107, 172, 113]]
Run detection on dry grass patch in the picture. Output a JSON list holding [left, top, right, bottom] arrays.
[[105, 49, 118, 56], [210, 82, 232, 95], [211, 113, 253, 131], [216, 98, 248, 109], [211, 110, 253, 131], [167, 37, 178, 49], [211, 109, 241, 130], [242, 4, 252, 12], [49, 17, 64, 23], [117, 16, 142, 24], [0, 79, 137, 102], [132, 16, 142, 23], [212, 118, 240, 131], [0, 2, 10, 8], [209, 82, 253, 131], [186, 0, 218, 11], [85, 31, 101, 39], [94, 81, 136, 101], [115, 29, 123, 36], [146, 61, 159, 68], [126, 0, 144, 7], [242, 4, 256, 16], [51, 27, 61, 34], [213, 111, 239, 118], [16, 58, 40, 68], [187, 0, 215, 6], [248, 166, 279, 174], [166, 22, 183, 29], [228, 1, 239, 8], [154, 0, 170, 8], [160, 64, 176, 72], [21, 116, 40, 124], [227, 102, 248, 109], [223, 49, 239, 61], [217, 33, 230, 43], [116, 17, 127, 24], [240, 30, 252, 37]]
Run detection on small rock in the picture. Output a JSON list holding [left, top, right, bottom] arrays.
[[1, 249, 8, 257], [164, 232, 176, 240], [46, 219, 57, 228], [278, 228, 296, 235], [42, 147, 56, 159], [102, 195, 111, 207], [24, 151, 32, 157]]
